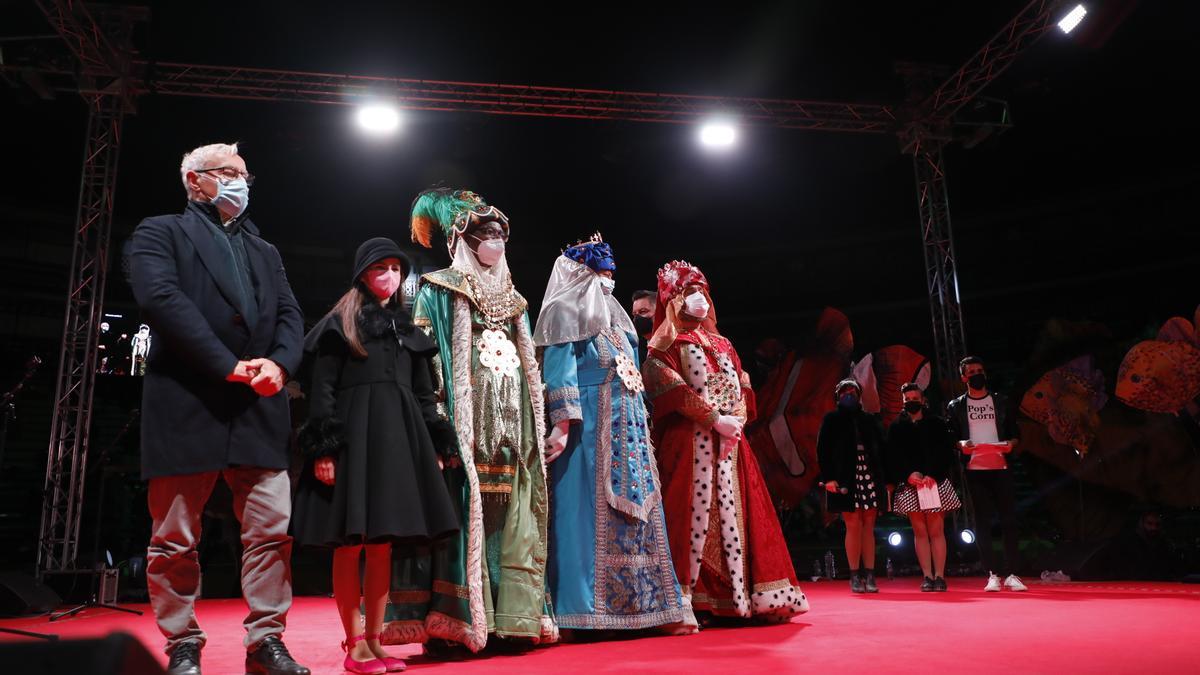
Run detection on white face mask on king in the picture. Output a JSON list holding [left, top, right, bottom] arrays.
[[683, 291, 709, 319], [474, 239, 506, 266], [598, 277, 615, 296]]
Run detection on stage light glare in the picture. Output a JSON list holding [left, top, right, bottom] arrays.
[[1058, 5, 1087, 34], [887, 532, 903, 547], [961, 529, 976, 545], [699, 121, 737, 148], [356, 105, 401, 134]]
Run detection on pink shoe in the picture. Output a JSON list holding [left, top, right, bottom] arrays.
[[342, 634, 386, 675], [366, 633, 407, 672]]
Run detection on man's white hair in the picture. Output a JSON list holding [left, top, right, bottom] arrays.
[[179, 142, 239, 195]]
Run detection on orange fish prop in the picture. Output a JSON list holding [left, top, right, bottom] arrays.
[[851, 345, 931, 428], [1020, 355, 1107, 452], [747, 307, 852, 509], [1115, 340, 1200, 414]]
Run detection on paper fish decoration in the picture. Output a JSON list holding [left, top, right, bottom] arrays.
[[747, 307, 852, 509], [1115, 340, 1200, 414], [1020, 355, 1108, 452], [851, 345, 932, 428]]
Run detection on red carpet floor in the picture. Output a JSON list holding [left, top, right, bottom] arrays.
[[3, 578, 1199, 674]]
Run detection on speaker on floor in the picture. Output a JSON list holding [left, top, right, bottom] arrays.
[[0, 570, 61, 617], [0, 632, 164, 674]]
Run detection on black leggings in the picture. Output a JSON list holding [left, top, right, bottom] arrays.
[[967, 469, 1019, 576]]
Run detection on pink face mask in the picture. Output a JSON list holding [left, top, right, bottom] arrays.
[[362, 261, 404, 301]]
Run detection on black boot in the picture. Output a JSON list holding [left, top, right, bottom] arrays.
[[920, 576, 935, 592], [166, 640, 201, 675], [863, 570, 879, 593], [849, 570, 865, 593], [245, 636, 310, 675]]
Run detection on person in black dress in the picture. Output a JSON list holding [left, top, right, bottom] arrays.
[[887, 383, 961, 592], [293, 238, 459, 674], [816, 378, 889, 593]]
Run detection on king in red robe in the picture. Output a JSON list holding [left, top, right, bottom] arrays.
[[641, 260, 808, 622]]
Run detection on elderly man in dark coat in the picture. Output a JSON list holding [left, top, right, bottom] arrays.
[[130, 142, 309, 675]]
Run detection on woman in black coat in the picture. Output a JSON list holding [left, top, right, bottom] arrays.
[[886, 383, 962, 592], [293, 238, 458, 673], [816, 378, 889, 593]]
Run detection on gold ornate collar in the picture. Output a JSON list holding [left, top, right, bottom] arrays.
[[422, 268, 527, 325]]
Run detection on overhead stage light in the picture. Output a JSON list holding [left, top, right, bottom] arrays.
[[961, 529, 976, 545], [698, 121, 738, 149], [887, 532, 903, 547], [1058, 5, 1087, 34], [356, 105, 401, 134]]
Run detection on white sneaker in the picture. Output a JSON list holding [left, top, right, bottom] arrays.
[[1004, 574, 1028, 591], [1040, 569, 1071, 582], [983, 573, 1002, 592]]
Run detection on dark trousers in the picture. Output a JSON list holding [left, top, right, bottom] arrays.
[[966, 469, 1019, 576]]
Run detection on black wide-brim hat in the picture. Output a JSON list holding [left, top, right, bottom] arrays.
[[352, 237, 411, 283]]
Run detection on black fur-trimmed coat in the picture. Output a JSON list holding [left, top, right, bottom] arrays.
[[292, 299, 461, 546], [296, 301, 457, 459]]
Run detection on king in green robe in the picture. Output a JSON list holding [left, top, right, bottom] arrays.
[[381, 188, 557, 652]]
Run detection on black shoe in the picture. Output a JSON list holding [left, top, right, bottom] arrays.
[[863, 571, 879, 593], [933, 576, 948, 592], [424, 638, 472, 660], [166, 640, 201, 675], [484, 636, 538, 655], [849, 571, 866, 594], [245, 636, 310, 675], [920, 576, 935, 592]]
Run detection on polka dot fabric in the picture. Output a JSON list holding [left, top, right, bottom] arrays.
[[647, 330, 809, 622]]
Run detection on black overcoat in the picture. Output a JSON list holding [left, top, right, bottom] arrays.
[[130, 201, 303, 479]]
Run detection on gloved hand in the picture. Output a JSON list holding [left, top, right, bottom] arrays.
[[713, 414, 743, 439], [544, 420, 571, 463]]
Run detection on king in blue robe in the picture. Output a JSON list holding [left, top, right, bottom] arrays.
[[534, 235, 694, 633]]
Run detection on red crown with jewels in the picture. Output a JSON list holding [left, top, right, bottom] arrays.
[[656, 260, 708, 305]]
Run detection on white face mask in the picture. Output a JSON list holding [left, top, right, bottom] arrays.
[[598, 277, 615, 296], [210, 177, 250, 218], [473, 238, 506, 267], [683, 291, 709, 319]]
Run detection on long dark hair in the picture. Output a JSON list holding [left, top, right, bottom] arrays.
[[330, 282, 405, 359]]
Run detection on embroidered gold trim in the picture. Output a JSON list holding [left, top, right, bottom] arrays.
[[475, 463, 516, 475], [691, 593, 738, 610], [447, 292, 488, 651], [642, 357, 687, 398], [752, 579, 795, 594], [421, 269, 470, 297], [388, 590, 432, 604], [549, 405, 582, 425], [555, 607, 688, 630], [547, 386, 580, 403], [478, 483, 514, 494], [432, 581, 470, 600], [607, 554, 657, 568], [463, 272, 527, 326], [424, 611, 479, 651]]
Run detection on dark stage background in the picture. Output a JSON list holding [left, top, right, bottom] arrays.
[[1, 1, 1197, 593]]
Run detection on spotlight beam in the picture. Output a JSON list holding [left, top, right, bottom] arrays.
[[1058, 5, 1087, 34], [698, 120, 738, 149], [356, 104, 400, 134]]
